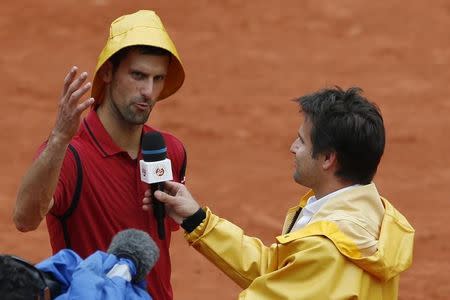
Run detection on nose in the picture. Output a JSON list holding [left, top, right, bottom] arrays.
[[290, 139, 299, 154], [140, 79, 154, 101]]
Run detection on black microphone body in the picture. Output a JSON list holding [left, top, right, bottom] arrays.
[[150, 182, 166, 240], [141, 131, 171, 240]]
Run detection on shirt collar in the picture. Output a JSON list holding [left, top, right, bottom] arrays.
[[83, 110, 159, 158], [303, 185, 361, 217], [82, 110, 127, 157]]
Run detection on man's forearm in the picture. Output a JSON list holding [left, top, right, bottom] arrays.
[[185, 209, 276, 289], [14, 136, 69, 231]]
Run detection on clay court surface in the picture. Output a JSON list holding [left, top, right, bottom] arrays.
[[0, 1, 449, 299]]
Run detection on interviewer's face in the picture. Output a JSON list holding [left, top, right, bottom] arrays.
[[104, 49, 169, 125], [290, 117, 321, 188]]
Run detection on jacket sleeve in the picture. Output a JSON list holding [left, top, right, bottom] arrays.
[[185, 208, 279, 289], [239, 237, 359, 299], [185, 209, 365, 299]]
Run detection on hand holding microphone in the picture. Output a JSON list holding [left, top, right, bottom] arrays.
[[140, 131, 203, 233], [143, 181, 200, 223]]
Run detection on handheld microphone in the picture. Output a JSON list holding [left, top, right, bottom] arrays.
[[140, 131, 173, 240], [107, 229, 160, 283]]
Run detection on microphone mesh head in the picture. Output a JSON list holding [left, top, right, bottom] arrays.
[[107, 229, 160, 283], [142, 131, 167, 162]]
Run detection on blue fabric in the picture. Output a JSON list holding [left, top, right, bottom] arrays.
[[36, 249, 151, 300]]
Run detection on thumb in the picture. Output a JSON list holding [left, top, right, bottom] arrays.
[[154, 190, 176, 205], [163, 180, 183, 194]]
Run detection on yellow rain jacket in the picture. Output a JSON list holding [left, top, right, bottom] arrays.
[[185, 183, 414, 299]]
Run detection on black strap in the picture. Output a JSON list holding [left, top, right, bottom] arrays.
[[56, 144, 83, 249], [181, 207, 206, 233], [179, 147, 187, 183]]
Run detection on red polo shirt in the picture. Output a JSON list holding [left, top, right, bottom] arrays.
[[44, 110, 186, 300]]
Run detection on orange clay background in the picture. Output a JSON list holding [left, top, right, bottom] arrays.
[[0, 1, 449, 299]]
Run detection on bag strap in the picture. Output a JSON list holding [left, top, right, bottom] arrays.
[[179, 147, 187, 184], [57, 144, 83, 249]]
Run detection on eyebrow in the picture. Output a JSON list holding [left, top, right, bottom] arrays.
[[130, 67, 167, 76]]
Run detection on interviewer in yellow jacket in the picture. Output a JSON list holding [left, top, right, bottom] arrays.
[[143, 86, 414, 299]]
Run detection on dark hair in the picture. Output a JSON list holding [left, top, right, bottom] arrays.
[[109, 45, 171, 72], [296, 86, 385, 184], [0, 255, 47, 299]]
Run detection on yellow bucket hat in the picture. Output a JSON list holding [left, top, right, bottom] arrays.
[[91, 10, 185, 107]]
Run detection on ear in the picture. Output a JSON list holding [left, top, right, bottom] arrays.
[[322, 151, 337, 171], [100, 61, 113, 84]]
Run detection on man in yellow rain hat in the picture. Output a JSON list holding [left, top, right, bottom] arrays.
[[14, 10, 186, 299]]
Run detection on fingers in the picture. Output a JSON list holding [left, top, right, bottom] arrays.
[[69, 80, 91, 103], [78, 97, 95, 113], [142, 187, 177, 205], [163, 181, 184, 195], [141, 195, 151, 211], [51, 66, 94, 144], [61, 66, 92, 108], [141, 190, 176, 212], [64, 72, 89, 105], [142, 204, 151, 211], [62, 66, 78, 97], [142, 184, 200, 220], [154, 190, 176, 205]]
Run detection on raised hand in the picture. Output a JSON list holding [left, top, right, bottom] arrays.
[[51, 66, 94, 145]]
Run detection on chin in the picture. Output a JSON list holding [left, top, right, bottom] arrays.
[[128, 113, 150, 125], [293, 174, 301, 185]]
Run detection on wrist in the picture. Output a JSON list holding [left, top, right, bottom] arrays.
[[181, 207, 206, 233], [48, 131, 71, 149]]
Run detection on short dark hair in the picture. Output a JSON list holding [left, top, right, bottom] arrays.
[[296, 86, 385, 184], [109, 45, 171, 72], [0, 255, 46, 299]]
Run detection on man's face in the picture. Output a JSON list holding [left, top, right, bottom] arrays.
[[105, 49, 170, 125], [290, 117, 322, 188]]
